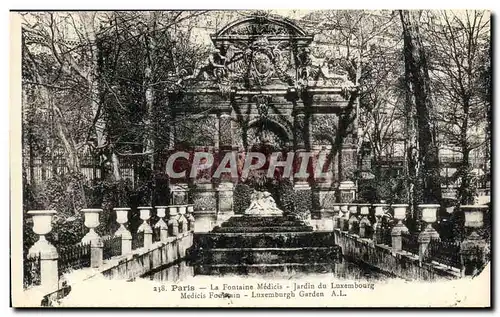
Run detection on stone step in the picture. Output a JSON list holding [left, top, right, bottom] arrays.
[[220, 216, 306, 227], [221, 220, 307, 228], [212, 226, 314, 233], [192, 246, 342, 265], [194, 262, 343, 275], [193, 232, 336, 249]]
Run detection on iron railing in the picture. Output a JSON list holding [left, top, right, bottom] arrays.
[[58, 242, 91, 276], [132, 232, 144, 250], [103, 236, 122, 260], [23, 251, 41, 289], [428, 239, 461, 269], [153, 227, 162, 242], [402, 233, 420, 255]]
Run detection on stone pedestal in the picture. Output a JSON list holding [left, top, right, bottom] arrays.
[[312, 183, 337, 231], [81, 208, 103, 268], [340, 204, 349, 231], [373, 203, 388, 244], [154, 206, 169, 242], [293, 181, 312, 225], [192, 183, 217, 232], [168, 206, 179, 237], [460, 205, 489, 277], [348, 204, 359, 235], [171, 183, 189, 205], [217, 182, 234, 224], [391, 204, 409, 252], [138, 207, 153, 248], [27, 210, 59, 291], [114, 207, 132, 254], [417, 204, 440, 262], [177, 205, 189, 233], [339, 181, 356, 203], [186, 204, 196, 231], [331, 203, 342, 229], [358, 204, 371, 238]]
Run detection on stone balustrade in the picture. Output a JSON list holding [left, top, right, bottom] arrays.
[[334, 202, 489, 277], [25, 204, 196, 293]]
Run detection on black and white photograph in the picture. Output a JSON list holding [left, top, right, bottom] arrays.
[[10, 9, 491, 307]]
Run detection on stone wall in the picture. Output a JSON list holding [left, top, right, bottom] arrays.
[[333, 229, 460, 281]]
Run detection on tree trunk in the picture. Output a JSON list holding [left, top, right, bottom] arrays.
[[400, 10, 442, 205]]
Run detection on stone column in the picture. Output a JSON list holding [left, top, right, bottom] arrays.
[[340, 204, 349, 231], [154, 206, 169, 242], [138, 207, 153, 248], [27, 210, 58, 291], [186, 204, 196, 231], [417, 204, 440, 262], [192, 183, 217, 232], [82, 208, 103, 268], [348, 203, 359, 235], [168, 205, 179, 237], [177, 205, 188, 233], [217, 182, 234, 224], [460, 205, 489, 277], [391, 204, 409, 252], [114, 207, 132, 255], [358, 203, 371, 238], [372, 203, 388, 244]]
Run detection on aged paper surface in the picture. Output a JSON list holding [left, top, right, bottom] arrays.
[[10, 10, 491, 308]]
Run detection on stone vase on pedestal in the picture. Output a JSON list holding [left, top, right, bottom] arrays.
[[417, 204, 440, 262], [27, 210, 59, 290], [460, 205, 489, 277], [373, 203, 388, 244], [177, 205, 189, 233], [138, 207, 153, 248], [81, 208, 103, 268], [348, 204, 359, 235], [340, 204, 349, 231], [391, 204, 409, 252], [168, 206, 179, 237], [154, 206, 169, 242], [114, 207, 132, 254], [358, 204, 372, 238]]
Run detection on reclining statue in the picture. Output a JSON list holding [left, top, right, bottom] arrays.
[[244, 190, 283, 216]]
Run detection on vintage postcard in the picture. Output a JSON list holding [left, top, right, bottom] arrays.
[[10, 9, 491, 307]]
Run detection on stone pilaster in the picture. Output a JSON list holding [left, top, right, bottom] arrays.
[[27, 210, 59, 291]]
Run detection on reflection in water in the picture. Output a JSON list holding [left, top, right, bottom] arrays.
[[146, 258, 389, 283]]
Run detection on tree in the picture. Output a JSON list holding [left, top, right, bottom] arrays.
[[400, 10, 442, 205], [423, 10, 490, 204]]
